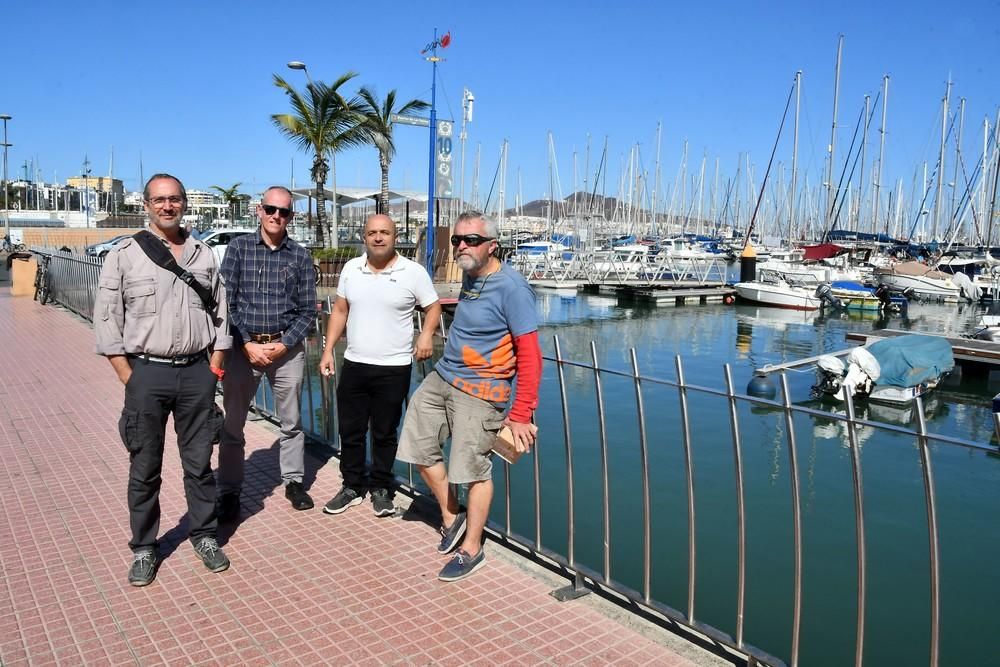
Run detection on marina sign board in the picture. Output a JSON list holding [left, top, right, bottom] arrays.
[[389, 113, 429, 127], [435, 120, 453, 199], [388, 115, 454, 199]]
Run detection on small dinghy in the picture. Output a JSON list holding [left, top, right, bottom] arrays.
[[812, 334, 955, 405]]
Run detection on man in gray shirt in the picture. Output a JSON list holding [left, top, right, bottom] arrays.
[[94, 173, 232, 586]]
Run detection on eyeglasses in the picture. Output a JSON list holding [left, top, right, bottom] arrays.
[[261, 204, 293, 218], [450, 234, 494, 247], [147, 196, 185, 207]]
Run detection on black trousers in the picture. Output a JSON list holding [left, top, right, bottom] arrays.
[[118, 356, 220, 551], [336, 359, 412, 492]]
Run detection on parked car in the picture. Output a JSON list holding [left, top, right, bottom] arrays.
[[199, 229, 255, 265], [85, 234, 133, 259]]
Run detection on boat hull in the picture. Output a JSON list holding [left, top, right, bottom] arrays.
[[734, 282, 820, 310]]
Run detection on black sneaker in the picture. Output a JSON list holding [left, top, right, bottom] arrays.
[[437, 547, 486, 582], [193, 537, 230, 573], [370, 488, 395, 517], [437, 511, 467, 554], [323, 486, 364, 515], [216, 492, 241, 523], [127, 548, 157, 587], [284, 481, 314, 511]]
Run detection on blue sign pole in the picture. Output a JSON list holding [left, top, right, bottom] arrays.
[[425, 29, 438, 276]]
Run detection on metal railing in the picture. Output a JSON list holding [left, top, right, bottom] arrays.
[[30, 248, 102, 320], [277, 313, 990, 667], [30, 249, 994, 666]]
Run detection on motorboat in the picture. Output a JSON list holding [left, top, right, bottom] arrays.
[[873, 261, 962, 301], [812, 334, 955, 405], [734, 268, 822, 310]]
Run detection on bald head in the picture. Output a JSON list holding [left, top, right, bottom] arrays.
[[363, 214, 397, 267], [364, 213, 396, 236]]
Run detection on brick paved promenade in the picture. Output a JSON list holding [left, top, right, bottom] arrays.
[[0, 263, 721, 666]]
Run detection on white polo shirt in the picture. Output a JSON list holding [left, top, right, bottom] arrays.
[[337, 253, 439, 366]]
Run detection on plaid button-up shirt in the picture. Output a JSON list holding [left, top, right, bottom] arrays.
[[220, 229, 316, 348]]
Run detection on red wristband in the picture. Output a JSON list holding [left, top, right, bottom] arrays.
[[210, 366, 225, 380]]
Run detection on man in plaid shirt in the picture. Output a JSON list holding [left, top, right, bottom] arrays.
[[216, 186, 317, 519]]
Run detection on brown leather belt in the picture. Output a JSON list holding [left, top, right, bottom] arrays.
[[248, 332, 283, 344]]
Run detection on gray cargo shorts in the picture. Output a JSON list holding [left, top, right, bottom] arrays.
[[397, 371, 506, 484]]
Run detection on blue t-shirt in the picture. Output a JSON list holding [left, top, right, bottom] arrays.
[[435, 263, 538, 406]]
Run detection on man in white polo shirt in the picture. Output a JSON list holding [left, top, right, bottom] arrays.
[[318, 213, 441, 517]]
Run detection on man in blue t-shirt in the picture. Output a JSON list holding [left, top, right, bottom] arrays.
[[397, 211, 543, 582]]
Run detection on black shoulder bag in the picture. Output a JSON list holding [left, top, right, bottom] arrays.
[[132, 230, 218, 311]]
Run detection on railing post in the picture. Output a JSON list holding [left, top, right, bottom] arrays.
[[591, 341, 612, 584], [551, 335, 589, 601], [842, 387, 867, 667], [675, 355, 697, 623], [780, 374, 802, 667], [630, 349, 652, 603], [915, 396, 940, 667], [723, 364, 747, 649]]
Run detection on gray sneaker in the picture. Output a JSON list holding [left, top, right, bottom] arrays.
[[128, 548, 157, 587], [323, 486, 364, 515], [370, 488, 395, 517], [193, 537, 230, 573], [437, 511, 467, 554]]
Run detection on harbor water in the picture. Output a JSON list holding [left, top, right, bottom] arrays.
[[295, 289, 1000, 666]]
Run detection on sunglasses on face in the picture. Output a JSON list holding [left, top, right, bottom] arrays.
[[261, 204, 293, 218], [450, 234, 494, 247]]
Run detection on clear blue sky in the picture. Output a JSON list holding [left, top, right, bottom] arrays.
[[5, 0, 999, 210]]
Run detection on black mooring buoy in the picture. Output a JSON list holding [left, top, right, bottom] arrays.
[[747, 373, 777, 399]]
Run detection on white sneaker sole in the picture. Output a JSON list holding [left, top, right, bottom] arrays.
[[323, 495, 364, 515]]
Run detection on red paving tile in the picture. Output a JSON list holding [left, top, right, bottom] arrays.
[[0, 288, 707, 666]]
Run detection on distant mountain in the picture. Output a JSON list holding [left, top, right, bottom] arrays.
[[505, 191, 620, 219]]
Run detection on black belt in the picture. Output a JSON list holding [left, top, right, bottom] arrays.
[[248, 332, 283, 343], [129, 351, 207, 367]]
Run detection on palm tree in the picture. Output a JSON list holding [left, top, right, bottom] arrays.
[[357, 87, 430, 215], [209, 182, 242, 223], [272, 72, 365, 248]]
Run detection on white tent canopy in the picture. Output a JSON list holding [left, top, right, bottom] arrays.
[[290, 187, 428, 206]]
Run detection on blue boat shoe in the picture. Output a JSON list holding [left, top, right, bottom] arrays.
[[437, 511, 467, 554], [438, 547, 486, 582]]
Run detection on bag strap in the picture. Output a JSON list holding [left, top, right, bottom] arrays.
[[132, 230, 217, 311]]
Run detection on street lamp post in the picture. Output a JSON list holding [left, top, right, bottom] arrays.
[[1, 114, 11, 246], [287, 60, 339, 248]]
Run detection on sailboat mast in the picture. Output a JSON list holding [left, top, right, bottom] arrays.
[[932, 79, 951, 240], [857, 94, 870, 233], [826, 35, 844, 231], [652, 121, 662, 231], [950, 97, 965, 235], [790, 70, 801, 246], [873, 75, 889, 233]]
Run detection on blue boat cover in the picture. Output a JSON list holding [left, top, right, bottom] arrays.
[[867, 334, 954, 388], [831, 280, 873, 293]]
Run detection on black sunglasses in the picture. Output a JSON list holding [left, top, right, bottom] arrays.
[[450, 234, 494, 247], [261, 204, 293, 218]]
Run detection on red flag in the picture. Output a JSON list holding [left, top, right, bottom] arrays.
[[440, 31, 451, 48]]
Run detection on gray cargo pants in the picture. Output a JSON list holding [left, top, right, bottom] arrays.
[[218, 342, 306, 492]]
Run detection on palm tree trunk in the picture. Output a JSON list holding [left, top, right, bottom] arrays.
[[312, 153, 328, 247], [329, 153, 338, 249], [380, 155, 390, 215]]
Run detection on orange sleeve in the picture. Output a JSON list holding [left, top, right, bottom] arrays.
[[509, 331, 542, 422]]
